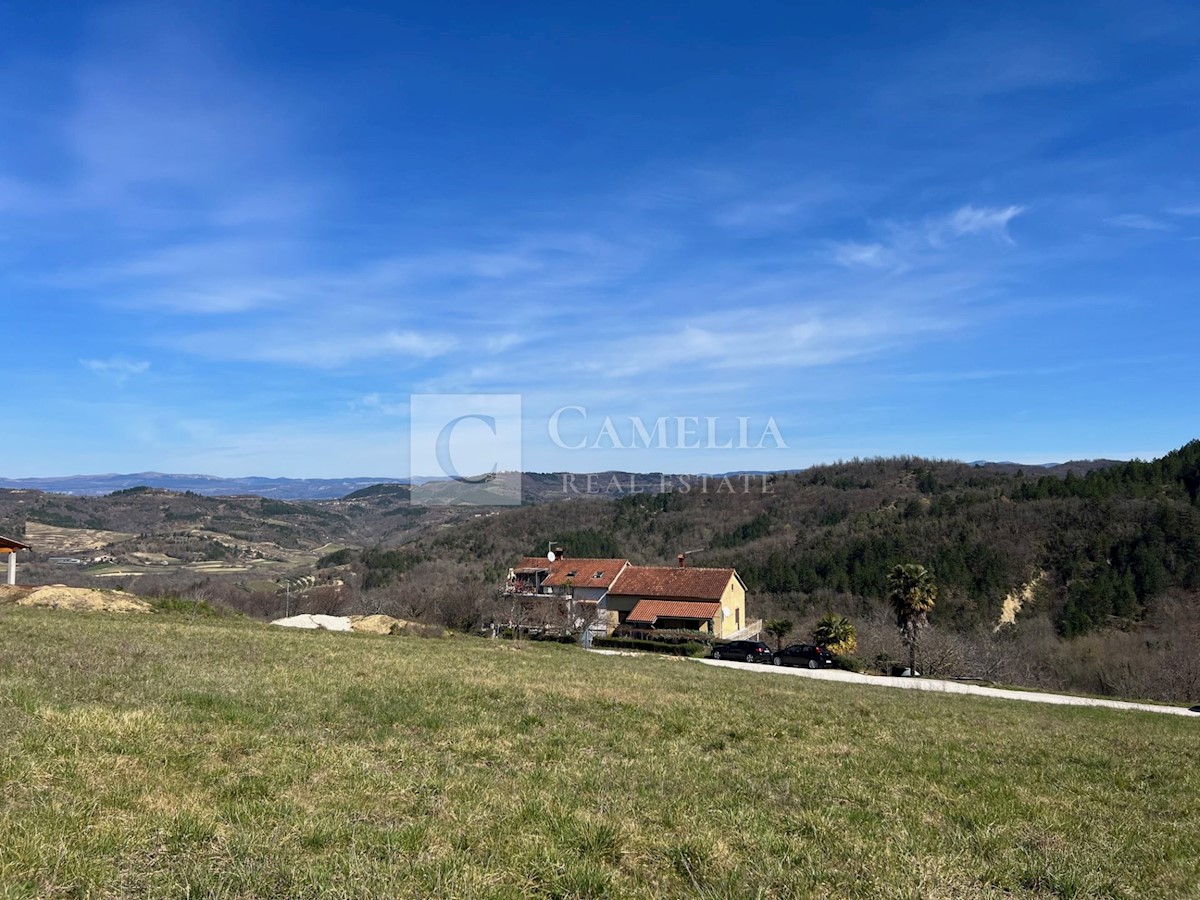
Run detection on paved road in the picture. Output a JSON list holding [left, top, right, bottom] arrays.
[[695, 657, 1200, 718]]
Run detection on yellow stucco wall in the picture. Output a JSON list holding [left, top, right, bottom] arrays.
[[716, 576, 747, 638], [603, 594, 640, 615]]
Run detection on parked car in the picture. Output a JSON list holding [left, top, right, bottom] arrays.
[[711, 640, 773, 664], [772, 643, 834, 669]]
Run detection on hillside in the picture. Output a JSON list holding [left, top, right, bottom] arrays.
[[390, 442, 1200, 702], [2, 443, 1198, 702], [413, 442, 1200, 633], [0, 485, 444, 589], [0, 607, 1196, 898]]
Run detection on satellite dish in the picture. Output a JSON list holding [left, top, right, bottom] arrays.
[[547, 551, 556, 562]]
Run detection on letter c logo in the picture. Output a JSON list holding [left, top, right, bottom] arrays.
[[436, 414, 498, 483]]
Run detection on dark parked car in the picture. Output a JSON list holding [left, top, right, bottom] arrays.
[[711, 640, 773, 664], [773, 643, 834, 669]]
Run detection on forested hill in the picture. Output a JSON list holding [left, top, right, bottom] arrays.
[[416, 440, 1200, 638]]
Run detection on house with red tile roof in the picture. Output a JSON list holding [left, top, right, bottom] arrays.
[[504, 547, 748, 639], [505, 552, 630, 636], [508, 554, 630, 601], [606, 565, 747, 638]]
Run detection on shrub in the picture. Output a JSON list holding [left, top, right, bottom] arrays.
[[831, 653, 866, 673], [317, 548, 355, 569], [148, 596, 228, 617], [531, 632, 578, 645], [812, 612, 858, 656], [592, 637, 708, 657]]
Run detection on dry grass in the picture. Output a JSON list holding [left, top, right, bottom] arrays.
[[0, 606, 1197, 898]]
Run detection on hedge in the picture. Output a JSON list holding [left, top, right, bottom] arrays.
[[592, 637, 709, 657]]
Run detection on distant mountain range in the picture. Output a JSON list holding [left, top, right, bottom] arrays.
[[0, 473, 408, 500], [0, 459, 1123, 500]]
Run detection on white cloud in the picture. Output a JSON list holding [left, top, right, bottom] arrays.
[[581, 301, 961, 380], [830, 241, 895, 269], [80, 358, 150, 383], [938, 205, 1025, 243], [483, 333, 527, 354], [1105, 213, 1172, 231], [171, 327, 456, 368], [64, 11, 301, 209], [714, 200, 802, 229], [353, 394, 409, 416], [48, 225, 642, 318], [827, 204, 1025, 271]]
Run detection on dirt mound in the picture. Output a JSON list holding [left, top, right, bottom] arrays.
[[2, 584, 151, 613], [0, 586, 31, 605], [268, 613, 427, 636], [348, 614, 411, 635]]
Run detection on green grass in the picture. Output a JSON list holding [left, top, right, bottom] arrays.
[[0, 608, 1197, 899]]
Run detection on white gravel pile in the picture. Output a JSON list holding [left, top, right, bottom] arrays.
[[270, 614, 353, 631]]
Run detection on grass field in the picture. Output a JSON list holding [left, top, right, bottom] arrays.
[[0, 608, 1197, 899]]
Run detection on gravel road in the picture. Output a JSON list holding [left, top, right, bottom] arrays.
[[695, 657, 1200, 717]]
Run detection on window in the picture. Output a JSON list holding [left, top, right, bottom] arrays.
[[736, 608, 741, 628], [593, 570, 605, 579]]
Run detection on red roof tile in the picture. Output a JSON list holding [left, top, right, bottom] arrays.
[[609, 566, 739, 601], [626, 599, 721, 625], [514, 557, 629, 589]]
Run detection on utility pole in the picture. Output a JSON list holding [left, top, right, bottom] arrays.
[[277, 578, 294, 617]]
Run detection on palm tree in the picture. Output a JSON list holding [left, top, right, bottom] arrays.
[[887, 564, 937, 677], [811, 612, 857, 656], [765, 618, 792, 652]]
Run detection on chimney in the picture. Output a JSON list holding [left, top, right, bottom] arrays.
[[677, 553, 686, 568], [553, 546, 565, 560]]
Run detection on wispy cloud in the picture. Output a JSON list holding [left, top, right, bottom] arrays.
[[172, 327, 456, 368], [932, 205, 1025, 244], [353, 394, 409, 416], [64, 10, 311, 219], [831, 204, 1025, 270], [80, 358, 150, 383], [713, 199, 803, 229], [11, 4, 1186, 478], [830, 241, 895, 269], [881, 28, 1100, 106], [1105, 213, 1173, 231], [46, 226, 644, 318], [590, 303, 961, 379], [484, 333, 528, 354]]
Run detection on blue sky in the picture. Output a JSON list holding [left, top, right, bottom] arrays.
[[3, 0, 1199, 477]]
